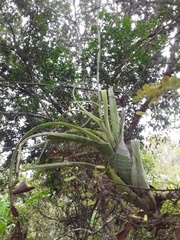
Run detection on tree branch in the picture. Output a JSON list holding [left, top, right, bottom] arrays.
[[124, 99, 151, 142], [1, 111, 51, 120]]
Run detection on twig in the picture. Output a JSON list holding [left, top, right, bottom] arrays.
[[92, 215, 117, 235], [59, 228, 92, 239], [0, 111, 52, 120]]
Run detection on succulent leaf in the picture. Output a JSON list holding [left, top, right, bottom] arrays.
[[108, 87, 120, 142], [131, 140, 149, 194], [114, 110, 132, 185]]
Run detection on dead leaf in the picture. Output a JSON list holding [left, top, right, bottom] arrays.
[[10, 205, 19, 217], [116, 222, 132, 240], [12, 181, 34, 195]]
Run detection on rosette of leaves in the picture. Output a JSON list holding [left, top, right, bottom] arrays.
[[9, 87, 156, 211]]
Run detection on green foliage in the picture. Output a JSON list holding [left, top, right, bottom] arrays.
[[25, 189, 50, 206], [145, 135, 180, 189], [141, 148, 157, 176], [0, 1, 76, 156], [80, 12, 166, 87], [0, 194, 9, 235]]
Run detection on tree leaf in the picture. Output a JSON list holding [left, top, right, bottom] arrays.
[[148, 96, 157, 106], [64, 176, 76, 182], [132, 96, 140, 103], [136, 89, 144, 98], [81, 192, 93, 198], [136, 111, 145, 115], [82, 199, 95, 206]]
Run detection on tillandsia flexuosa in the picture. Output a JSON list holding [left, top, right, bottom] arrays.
[[10, 86, 156, 211]]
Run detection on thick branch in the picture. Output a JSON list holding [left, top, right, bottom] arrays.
[[125, 99, 151, 142]]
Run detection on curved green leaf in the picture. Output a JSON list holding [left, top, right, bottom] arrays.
[[100, 90, 115, 148], [108, 87, 120, 142], [131, 140, 149, 191], [114, 110, 132, 185], [47, 133, 114, 157]]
